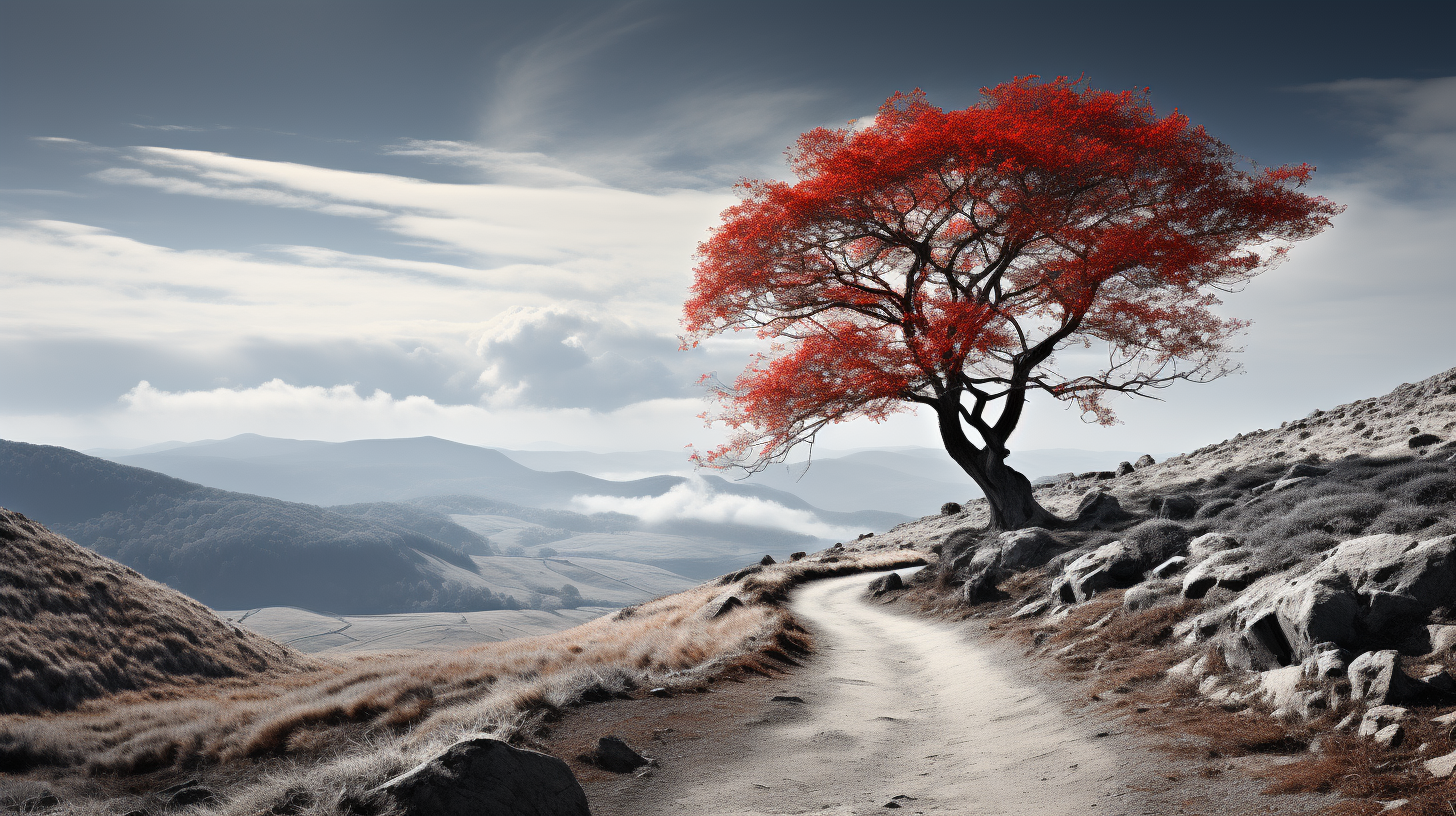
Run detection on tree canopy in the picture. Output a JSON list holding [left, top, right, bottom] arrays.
[[682, 77, 1342, 529]]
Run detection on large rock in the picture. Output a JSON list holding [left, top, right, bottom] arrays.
[[1187, 533, 1241, 562], [1357, 704, 1409, 738], [1349, 650, 1424, 705], [1071, 491, 1137, 529], [997, 528, 1056, 570], [1182, 548, 1271, 599], [1148, 494, 1199, 520], [1194, 534, 1456, 671], [374, 735, 591, 816], [868, 572, 904, 596], [1050, 521, 1190, 603], [1426, 749, 1456, 778], [947, 527, 1057, 602], [1052, 541, 1135, 603]]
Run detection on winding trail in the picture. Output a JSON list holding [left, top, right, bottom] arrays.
[[597, 569, 1138, 815]]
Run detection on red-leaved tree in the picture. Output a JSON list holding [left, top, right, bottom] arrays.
[[681, 78, 1343, 530]]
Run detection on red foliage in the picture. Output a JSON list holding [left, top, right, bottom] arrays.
[[683, 77, 1342, 473]]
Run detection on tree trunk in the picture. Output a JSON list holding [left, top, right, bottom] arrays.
[[935, 405, 1060, 531]]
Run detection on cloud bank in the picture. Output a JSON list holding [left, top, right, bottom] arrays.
[[571, 476, 859, 540]]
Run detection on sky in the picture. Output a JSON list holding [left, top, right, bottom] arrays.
[[2, 0, 1454, 458]]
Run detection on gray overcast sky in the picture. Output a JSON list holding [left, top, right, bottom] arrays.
[[2, 0, 1454, 454]]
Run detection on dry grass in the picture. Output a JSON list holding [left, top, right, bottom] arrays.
[[0, 544, 922, 814], [0, 509, 310, 716]]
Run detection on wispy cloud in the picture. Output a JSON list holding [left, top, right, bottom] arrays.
[[91, 167, 391, 217], [31, 136, 113, 153], [386, 140, 601, 187], [1299, 75, 1456, 195], [129, 123, 229, 132]]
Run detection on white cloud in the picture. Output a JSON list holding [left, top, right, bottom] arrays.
[[80, 145, 729, 296], [91, 167, 391, 218], [571, 476, 859, 540], [0, 379, 723, 453], [475, 306, 689, 410]]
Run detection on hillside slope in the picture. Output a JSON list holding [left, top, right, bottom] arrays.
[[851, 365, 1456, 814], [0, 441, 511, 613], [0, 509, 309, 715]]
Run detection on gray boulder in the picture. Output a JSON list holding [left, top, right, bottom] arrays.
[[374, 735, 591, 816], [948, 527, 1056, 602], [1134, 454, 1156, 469], [1187, 533, 1241, 562], [998, 527, 1056, 570], [1426, 749, 1456, 778], [1181, 548, 1271, 599], [1357, 704, 1408, 738], [1301, 645, 1351, 680], [1053, 541, 1134, 603], [1373, 723, 1405, 748], [1148, 494, 1199, 520], [868, 572, 904, 596], [1349, 650, 1423, 705], [1124, 580, 1180, 612], [1204, 534, 1456, 670], [586, 736, 652, 773], [1053, 522, 1193, 603], [1115, 461, 1134, 477], [1072, 491, 1137, 528]]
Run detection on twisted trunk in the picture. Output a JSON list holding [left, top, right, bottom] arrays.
[[935, 402, 1059, 531]]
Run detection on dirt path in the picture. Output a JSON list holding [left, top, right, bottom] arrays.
[[558, 569, 1325, 815], [652, 568, 1125, 814]]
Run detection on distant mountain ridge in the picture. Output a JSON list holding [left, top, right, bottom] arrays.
[[98, 434, 906, 530], [0, 439, 513, 613]]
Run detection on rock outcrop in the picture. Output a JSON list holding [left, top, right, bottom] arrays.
[[374, 735, 591, 816]]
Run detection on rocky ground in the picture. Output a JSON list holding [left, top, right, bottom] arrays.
[[834, 365, 1456, 814]]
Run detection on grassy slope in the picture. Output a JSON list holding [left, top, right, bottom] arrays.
[[0, 509, 309, 716]]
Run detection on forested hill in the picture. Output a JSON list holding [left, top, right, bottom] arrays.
[[0, 440, 507, 613]]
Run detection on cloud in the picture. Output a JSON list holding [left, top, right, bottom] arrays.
[[476, 307, 686, 410], [0, 335, 490, 413], [0, 378, 722, 452], [91, 167, 391, 218], [31, 137, 113, 153], [1299, 76, 1456, 194], [570, 476, 858, 539], [385, 140, 601, 187], [128, 123, 221, 132], [77, 145, 729, 280]]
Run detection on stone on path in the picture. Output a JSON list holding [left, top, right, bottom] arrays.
[[374, 735, 590, 816]]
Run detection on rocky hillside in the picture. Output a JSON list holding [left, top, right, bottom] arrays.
[[848, 365, 1456, 812], [0, 509, 309, 715]]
